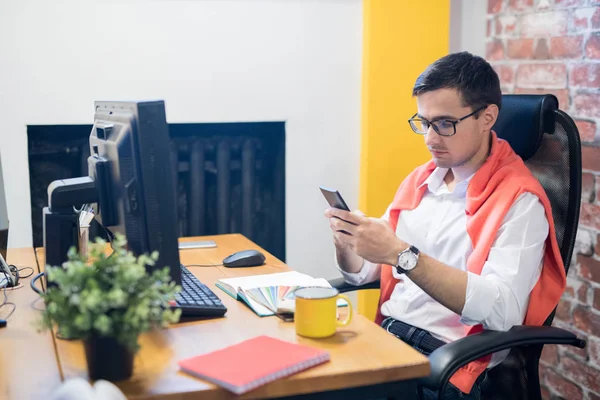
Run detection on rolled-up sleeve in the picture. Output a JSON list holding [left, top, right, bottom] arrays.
[[460, 192, 548, 331], [338, 260, 381, 285]]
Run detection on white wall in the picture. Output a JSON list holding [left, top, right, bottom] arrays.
[[0, 0, 363, 279], [450, 0, 487, 56]]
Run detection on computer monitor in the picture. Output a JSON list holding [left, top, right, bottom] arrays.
[[87, 101, 181, 283], [0, 152, 13, 287], [0, 152, 8, 261]]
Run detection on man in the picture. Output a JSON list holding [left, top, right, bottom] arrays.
[[324, 52, 565, 399]]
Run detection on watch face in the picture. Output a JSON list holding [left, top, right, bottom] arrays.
[[398, 251, 418, 271]]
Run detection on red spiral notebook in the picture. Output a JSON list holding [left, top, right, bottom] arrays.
[[178, 335, 330, 395]]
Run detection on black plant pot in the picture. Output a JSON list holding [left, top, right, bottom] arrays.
[[83, 336, 134, 381]]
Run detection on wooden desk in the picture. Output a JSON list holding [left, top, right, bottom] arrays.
[[36, 234, 429, 399], [0, 248, 63, 399]]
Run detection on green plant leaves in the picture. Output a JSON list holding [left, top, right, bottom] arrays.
[[38, 233, 181, 353]]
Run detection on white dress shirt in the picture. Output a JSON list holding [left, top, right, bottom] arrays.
[[339, 167, 548, 366]]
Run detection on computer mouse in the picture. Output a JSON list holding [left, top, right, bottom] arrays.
[[222, 250, 266, 268]]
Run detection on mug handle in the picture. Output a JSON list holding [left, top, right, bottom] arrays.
[[335, 294, 353, 327]]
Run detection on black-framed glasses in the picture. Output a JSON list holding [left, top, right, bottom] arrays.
[[408, 105, 487, 137]]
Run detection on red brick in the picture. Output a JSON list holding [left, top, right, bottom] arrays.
[[554, 0, 586, 7], [488, 0, 503, 14], [541, 344, 559, 364], [578, 282, 590, 303], [509, 0, 533, 10], [575, 93, 600, 119], [564, 283, 576, 299], [583, 172, 596, 202], [487, 40, 505, 61], [580, 203, 600, 231], [572, 306, 600, 335], [536, 0, 551, 10], [559, 330, 589, 360], [555, 299, 572, 322], [550, 36, 583, 59], [514, 88, 569, 109], [594, 288, 600, 311], [508, 39, 534, 59], [556, 0, 588, 6], [586, 33, 600, 59], [575, 8, 599, 31], [487, 19, 492, 37], [541, 385, 551, 400], [539, 362, 552, 380], [566, 345, 590, 362], [575, 120, 597, 142], [534, 38, 550, 60], [597, 176, 600, 207], [591, 392, 600, 400], [494, 65, 515, 85], [578, 254, 600, 283], [520, 11, 569, 37], [573, 8, 590, 31], [593, 7, 600, 28], [590, 338, 600, 365], [596, 230, 600, 254], [544, 368, 584, 400], [515, 63, 567, 88], [496, 15, 518, 36], [561, 356, 600, 393], [571, 63, 600, 89]]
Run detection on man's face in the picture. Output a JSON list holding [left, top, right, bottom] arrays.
[[415, 88, 488, 170]]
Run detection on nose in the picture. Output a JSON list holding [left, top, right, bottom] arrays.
[[424, 125, 439, 147]]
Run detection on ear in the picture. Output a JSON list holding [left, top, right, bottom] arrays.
[[480, 104, 499, 132]]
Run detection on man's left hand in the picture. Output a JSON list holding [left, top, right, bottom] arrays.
[[324, 208, 408, 266]]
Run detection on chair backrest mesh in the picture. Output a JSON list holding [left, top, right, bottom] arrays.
[[480, 110, 582, 400]]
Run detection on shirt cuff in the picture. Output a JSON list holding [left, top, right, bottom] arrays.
[[460, 272, 499, 327], [338, 260, 372, 286]]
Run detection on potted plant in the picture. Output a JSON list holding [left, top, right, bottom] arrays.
[[38, 233, 181, 381]]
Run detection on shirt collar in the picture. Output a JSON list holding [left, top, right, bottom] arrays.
[[419, 167, 475, 198]]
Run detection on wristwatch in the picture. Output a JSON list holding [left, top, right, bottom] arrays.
[[395, 245, 420, 274]]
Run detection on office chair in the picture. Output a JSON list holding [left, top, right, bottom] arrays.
[[330, 94, 585, 400]]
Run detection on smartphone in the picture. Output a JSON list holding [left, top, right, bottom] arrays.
[[178, 240, 217, 250], [319, 186, 350, 211]]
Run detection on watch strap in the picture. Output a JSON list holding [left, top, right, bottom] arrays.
[[395, 245, 420, 275]]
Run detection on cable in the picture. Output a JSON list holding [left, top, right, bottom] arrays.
[[8, 265, 19, 282], [0, 268, 10, 288], [186, 264, 224, 268], [30, 272, 45, 295], [0, 285, 16, 321], [0, 266, 37, 325], [17, 266, 34, 279]]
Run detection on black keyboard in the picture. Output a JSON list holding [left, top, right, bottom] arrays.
[[174, 265, 227, 317]]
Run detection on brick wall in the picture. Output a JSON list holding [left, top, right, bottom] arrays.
[[487, 0, 600, 399]]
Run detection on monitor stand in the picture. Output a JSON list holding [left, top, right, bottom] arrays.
[[43, 177, 98, 286]]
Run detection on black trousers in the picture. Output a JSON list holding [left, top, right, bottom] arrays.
[[381, 317, 487, 400]]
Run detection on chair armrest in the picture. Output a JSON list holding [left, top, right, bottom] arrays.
[[421, 325, 586, 391], [328, 277, 381, 293]]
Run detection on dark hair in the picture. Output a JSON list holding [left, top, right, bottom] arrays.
[[412, 51, 502, 112]]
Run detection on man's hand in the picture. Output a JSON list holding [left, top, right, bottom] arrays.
[[324, 208, 407, 266]]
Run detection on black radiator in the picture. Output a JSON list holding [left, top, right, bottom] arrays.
[[27, 122, 286, 261]]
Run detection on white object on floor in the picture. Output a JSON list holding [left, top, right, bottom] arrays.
[[50, 378, 127, 400]]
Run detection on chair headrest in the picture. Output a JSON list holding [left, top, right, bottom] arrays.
[[492, 94, 559, 161]]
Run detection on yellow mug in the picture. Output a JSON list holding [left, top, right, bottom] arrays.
[[294, 287, 353, 338]]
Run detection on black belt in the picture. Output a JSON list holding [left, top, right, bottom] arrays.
[[382, 317, 447, 355]]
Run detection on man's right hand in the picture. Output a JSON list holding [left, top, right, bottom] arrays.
[[324, 208, 365, 273]]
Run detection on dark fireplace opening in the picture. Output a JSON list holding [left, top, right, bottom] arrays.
[[27, 122, 286, 261]]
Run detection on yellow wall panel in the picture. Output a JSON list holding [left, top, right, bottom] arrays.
[[359, 0, 450, 319]]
